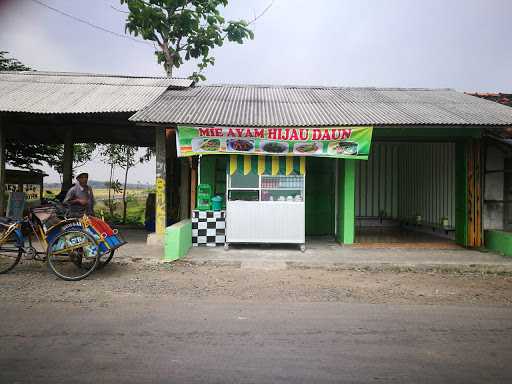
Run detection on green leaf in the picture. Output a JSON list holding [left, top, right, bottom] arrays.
[[121, 0, 254, 79]]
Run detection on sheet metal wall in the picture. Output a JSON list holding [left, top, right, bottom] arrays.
[[355, 143, 400, 219], [356, 143, 456, 226]]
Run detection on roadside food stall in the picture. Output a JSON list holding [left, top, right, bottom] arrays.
[[176, 125, 373, 250]]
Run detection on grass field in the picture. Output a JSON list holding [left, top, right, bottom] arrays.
[[45, 188, 152, 225]]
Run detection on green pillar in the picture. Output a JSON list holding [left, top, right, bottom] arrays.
[[337, 159, 356, 244], [455, 141, 468, 246]]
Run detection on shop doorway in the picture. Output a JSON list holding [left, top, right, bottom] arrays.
[[305, 157, 335, 236], [355, 142, 458, 247]]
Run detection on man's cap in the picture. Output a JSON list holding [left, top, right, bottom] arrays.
[[76, 172, 88, 179]]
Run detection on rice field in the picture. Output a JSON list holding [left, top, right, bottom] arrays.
[[44, 188, 151, 225]]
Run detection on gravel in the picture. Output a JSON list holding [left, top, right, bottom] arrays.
[[1, 259, 511, 308]]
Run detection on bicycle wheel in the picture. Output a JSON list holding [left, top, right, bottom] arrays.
[[0, 230, 23, 274], [97, 250, 115, 270], [47, 229, 99, 281]]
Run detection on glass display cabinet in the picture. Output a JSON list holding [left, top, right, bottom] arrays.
[[225, 171, 306, 250]]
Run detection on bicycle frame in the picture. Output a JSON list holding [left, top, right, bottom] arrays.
[[0, 222, 17, 242], [0, 215, 74, 259], [0, 222, 24, 248], [0, 217, 46, 259]]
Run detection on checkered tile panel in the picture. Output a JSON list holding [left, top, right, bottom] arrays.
[[192, 210, 226, 246]]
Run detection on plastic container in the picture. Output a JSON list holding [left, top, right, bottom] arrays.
[[211, 195, 223, 211]]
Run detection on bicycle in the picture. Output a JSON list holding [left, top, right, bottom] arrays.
[[0, 202, 125, 281]]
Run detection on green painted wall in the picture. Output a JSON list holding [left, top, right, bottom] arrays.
[[199, 155, 227, 208], [305, 157, 335, 236], [200, 155, 227, 193], [337, 159, 356, 244], [485, 230, 512, 257], [455, 142, 468, 246], [164, 219, 192, 261], [214, 156, 227, 197], [200, 156, 216, 188]]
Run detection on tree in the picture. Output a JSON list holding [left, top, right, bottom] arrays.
[[121, 145, 138, 223], [0, 51, 31, 71], [120, 0, 254, 80], [4, 141, 95, 175], [49, 143, 98, 175], [101, 145, 127, 216], [100, 144, 140, 222], [5, 142, 62, 170]]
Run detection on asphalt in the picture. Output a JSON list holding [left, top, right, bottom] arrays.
[[2, 300, 511, 384]]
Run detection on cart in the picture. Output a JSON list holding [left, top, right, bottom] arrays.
[[0, 203, 126, 281]]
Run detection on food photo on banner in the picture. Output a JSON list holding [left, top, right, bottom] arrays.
[[175, 125, 373, 159]]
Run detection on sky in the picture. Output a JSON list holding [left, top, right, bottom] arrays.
[[1, 0, 511, 183]]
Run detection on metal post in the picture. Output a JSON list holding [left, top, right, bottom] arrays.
[[0, 117, 5, 216], [62, 129, 73, 191], [155, 127, 167, 236]]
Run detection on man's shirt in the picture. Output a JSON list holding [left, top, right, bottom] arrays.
[[63, 182, 95, 217]]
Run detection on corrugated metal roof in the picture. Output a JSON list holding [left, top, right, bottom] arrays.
[[0, 71, 193, 114], [130, 84, 512, 126]]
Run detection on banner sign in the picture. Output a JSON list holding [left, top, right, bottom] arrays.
[[176, 125, 373, 160]]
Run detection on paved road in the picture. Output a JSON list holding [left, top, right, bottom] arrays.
[[1, 299, 511, 383]]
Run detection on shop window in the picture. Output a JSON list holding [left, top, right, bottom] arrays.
[[227, 173, 304, 203], [228, 190, 259, 201], [229, 172, 259, 189]]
